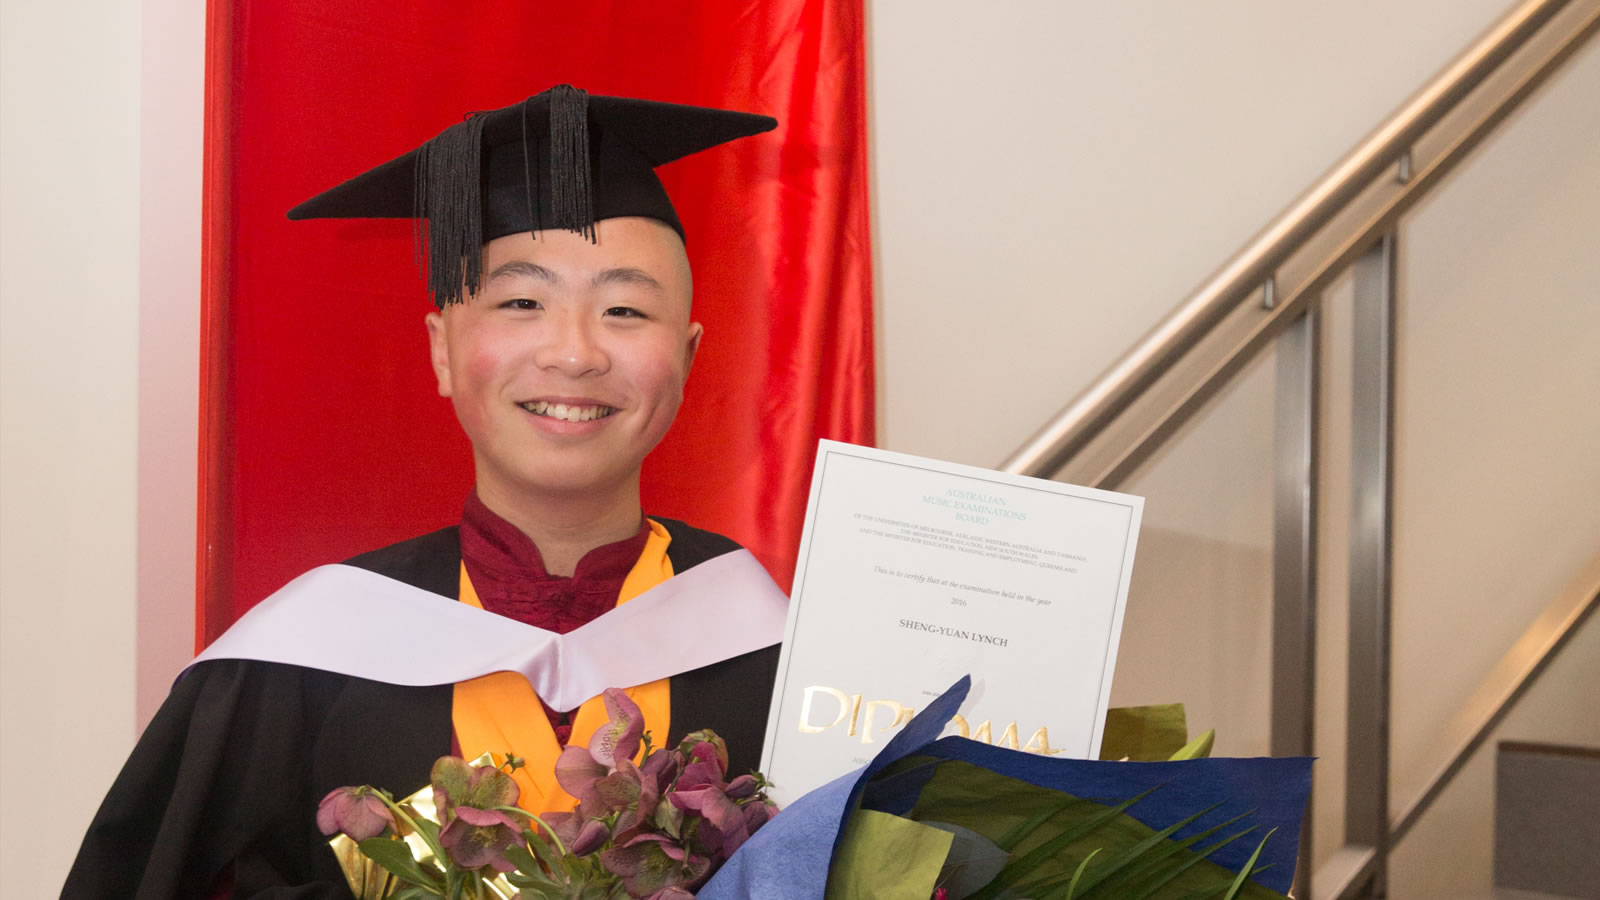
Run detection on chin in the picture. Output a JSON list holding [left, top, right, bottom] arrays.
[[510, 460, 640, 499]]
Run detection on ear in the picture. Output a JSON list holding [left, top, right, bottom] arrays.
[[683, 321, 704, 373], [425, 310, 453, 397]]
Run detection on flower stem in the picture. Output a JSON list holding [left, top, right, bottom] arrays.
[[371, 791, 448, 865], [512, 809, 571, 857]]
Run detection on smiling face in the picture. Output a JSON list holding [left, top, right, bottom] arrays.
[[426, 217, 701, 509]]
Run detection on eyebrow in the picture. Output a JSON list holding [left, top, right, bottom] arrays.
[[592, 267, 665, 293], [487, 260, 559, 284], [484, 261, 663, 294]]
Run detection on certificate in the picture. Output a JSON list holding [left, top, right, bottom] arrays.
[[759, 440, 1143, 804]]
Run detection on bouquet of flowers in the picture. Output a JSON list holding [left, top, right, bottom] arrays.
[[317, 688, 777, 899], [703, 678, 1312, 900], [321, 680, 1312, 900]]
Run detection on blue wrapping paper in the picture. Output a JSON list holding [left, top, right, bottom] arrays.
[[703, 677, 1312, 899]]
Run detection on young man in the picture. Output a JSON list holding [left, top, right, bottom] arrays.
[[64, 85, 785, 898]]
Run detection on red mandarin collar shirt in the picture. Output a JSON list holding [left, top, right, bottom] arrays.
[[457, 491, 650, 743]]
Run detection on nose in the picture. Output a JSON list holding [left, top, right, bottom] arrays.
[[531, 309, 609, 377]]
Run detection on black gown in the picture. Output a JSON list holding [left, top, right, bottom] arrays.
[[61, 518, 781, 899]]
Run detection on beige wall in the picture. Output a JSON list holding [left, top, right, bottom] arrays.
[[0, 0, 201, 895], [1, 0, 139, 892], [870, 1, 1600, 895], [1382, 34, 1600, 893]]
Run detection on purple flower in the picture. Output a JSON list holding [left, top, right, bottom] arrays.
[[315, 786, 395, 841], [600, 834, 711, 898], [640, 747, 682, 794], [654, 794, 686, 837], [555, 743, 609, 808], [724, 775, 757, 800], [597, 758, 660, 841], [427, 755, 526, 872], [535, 810, 583, 849], [430, 755, 519, 820], [645, 888, 697, 900], [430, 755, 521, 820], [742, 800, 776, 833], [570, 818, 611, 856], [675, 731, 728, 774], [440, 806, 523, 872], [677, 741, 727, 792], [670, 785, 749, 857], [590, 688, 646, 768], [430, 756, 474, 818]]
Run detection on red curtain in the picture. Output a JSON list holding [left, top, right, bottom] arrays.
[[199, 1, 874, 644]]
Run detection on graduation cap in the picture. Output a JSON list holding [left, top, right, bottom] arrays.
[[288, 85, 777, 307]]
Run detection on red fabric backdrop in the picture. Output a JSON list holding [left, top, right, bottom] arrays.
[[199, 0, 874, 644]]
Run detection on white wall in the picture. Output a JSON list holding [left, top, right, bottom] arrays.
[[0, 0, 140, 893], [869, 0, 1600, 894], [137, 0, 203, 731], [0, 0, 200, 895]]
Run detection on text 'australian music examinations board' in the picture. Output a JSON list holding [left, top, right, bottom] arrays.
[[759, 440, 1144, 805]]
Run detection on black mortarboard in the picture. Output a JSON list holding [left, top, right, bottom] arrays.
[[288, 85, 777, 307]]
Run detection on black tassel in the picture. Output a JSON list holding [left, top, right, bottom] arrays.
[[521, 97, 540, 237], [548, 84, 596, 242], [414, 111, 488, 307]]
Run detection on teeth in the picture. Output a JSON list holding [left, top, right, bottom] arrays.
[[520, 401, 614, 423]]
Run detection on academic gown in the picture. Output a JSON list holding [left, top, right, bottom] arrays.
[[61, 518, 781, 899]]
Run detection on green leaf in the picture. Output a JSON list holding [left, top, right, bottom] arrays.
[[1221, 829, 1277, 900], [826, 809, 954, 900], [356, 837, 445, 888], [1066, 849, 1101, 898], [966, 787, 1157, 900], [524, 826, 565, 871], [1130, 826, 1265, 900], [506, 869, 560, 889], [1017, 800, 1228, 890], [1168, 731, 1216, 761], [992, 794, 1081, 852], [888, 759, 1290, 900], [922, 820, 1009, 899], [390, 885, 443, 900], [1066, 801, 1222, 895], [412, 815, 442, 845], [503, 843, 542, 875], [1103, 814, 1253, 897], [1100, 705, 1189, 761]]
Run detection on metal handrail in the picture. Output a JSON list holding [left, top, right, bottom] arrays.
[[1000, 0, 1592, 483], [1318, 556, 1600, 899], [990, 1, 1600, 897], [1392, 554, 1600, 843]]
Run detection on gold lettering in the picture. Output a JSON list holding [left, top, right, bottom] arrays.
[[860, 700, 917, 743], [797, 686, 851, 734], [1022, 726, 1065, 755], [996, 721, 1020, 749], [845, 692, 864, 736], [949, 714, 1061, 754]]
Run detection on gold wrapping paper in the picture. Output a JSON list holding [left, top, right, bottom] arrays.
[[328, 753, 519, 899]]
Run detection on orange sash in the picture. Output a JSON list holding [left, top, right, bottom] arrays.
[[451, 519, 674, 813]]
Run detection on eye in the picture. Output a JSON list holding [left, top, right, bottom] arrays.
[[604, 306, 648, 319], [501, 298, 541, 311]]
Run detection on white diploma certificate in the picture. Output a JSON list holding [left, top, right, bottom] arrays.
[[760, 441, 1144, 805]]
